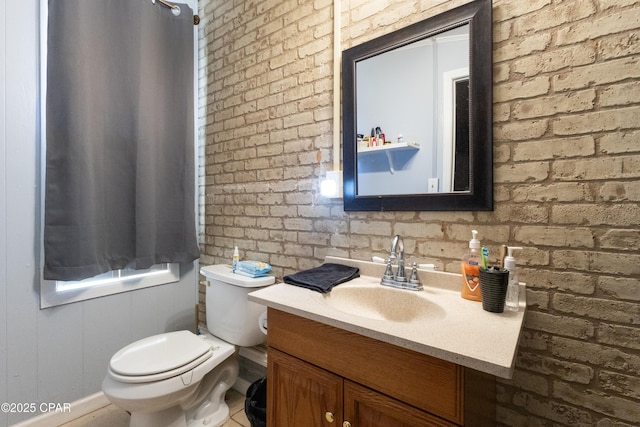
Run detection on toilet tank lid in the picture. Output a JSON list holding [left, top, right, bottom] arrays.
[[200, 264, 275, 287], [110, 331, 210, 376]]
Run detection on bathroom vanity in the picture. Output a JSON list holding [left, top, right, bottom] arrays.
[[267, 308, 494, 426], [249, 257, 526, 427]]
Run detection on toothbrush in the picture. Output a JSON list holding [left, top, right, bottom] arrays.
[[499, 244, 507, 269], [481, 247, 488, 269]]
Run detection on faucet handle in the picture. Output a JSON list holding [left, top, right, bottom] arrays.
[[409, 262, 421, 285], [383, 258, 395, 280]]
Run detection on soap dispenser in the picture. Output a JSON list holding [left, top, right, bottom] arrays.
[[232, 246, 240, 270], [504, 246, 523, 311], [461, 230, 482, 301]]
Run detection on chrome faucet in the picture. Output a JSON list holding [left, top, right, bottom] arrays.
[[381, 235, 422, 291], [390, 235, 406, 282]]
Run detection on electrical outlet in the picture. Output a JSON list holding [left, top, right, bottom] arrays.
[[428, 178, 439, 193]]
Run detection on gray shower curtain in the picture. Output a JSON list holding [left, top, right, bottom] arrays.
[[44, 0, 199, 281]]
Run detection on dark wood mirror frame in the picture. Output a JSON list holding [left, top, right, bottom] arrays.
[[342, 0, 493, 211]]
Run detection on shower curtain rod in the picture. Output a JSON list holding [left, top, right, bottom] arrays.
[[157, 0, 178, 10], [155, 0, 200, 25]]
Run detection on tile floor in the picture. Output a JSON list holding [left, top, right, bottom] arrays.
[[59, 389, 251, 427]]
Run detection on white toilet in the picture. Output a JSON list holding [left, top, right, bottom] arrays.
[[102, 264, 274, 427]]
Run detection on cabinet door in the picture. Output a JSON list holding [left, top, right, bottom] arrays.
[[268, 348, 343, 427], [343, 380, 458, 427]]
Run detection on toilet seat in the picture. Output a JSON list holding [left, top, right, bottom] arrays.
[[109, 331, 213, 384]]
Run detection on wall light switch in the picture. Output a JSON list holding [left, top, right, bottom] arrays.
[[320, 170, 343, 198], [428, 178, 439, 193]]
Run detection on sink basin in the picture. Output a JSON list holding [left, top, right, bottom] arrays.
[[319, 280, 446, 322]]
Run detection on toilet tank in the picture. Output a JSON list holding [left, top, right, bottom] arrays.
[[200, 264, 275, 347]]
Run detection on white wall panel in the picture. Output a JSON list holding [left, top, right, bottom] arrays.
[[130, 286, 162, 342], [4, 1, 39, 425], [0, 0, 8, 423], [37, 304, 84, 404]]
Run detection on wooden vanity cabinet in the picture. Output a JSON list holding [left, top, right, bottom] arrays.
[[267, 308, 495, 427], [344, 380, 456, 427], [268, 348, 342, 426]]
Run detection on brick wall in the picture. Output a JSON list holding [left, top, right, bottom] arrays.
[[198, 0, 640, 425]]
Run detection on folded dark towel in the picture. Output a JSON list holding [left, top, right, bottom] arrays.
[[283, 263, 360, 293]]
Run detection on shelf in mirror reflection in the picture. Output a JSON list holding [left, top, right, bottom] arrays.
[[356, 141, 420, 155], [357, 141, 421, 174]]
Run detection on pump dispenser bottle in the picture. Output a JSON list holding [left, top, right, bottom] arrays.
[[461, 230, 482, 301], [504, 246, 523, 311], [232, 246, 240, 270]]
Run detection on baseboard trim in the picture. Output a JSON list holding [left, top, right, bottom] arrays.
[[10, 391, 110, 427], [238, 345, 267, 367], [233, 377, 251, 395]]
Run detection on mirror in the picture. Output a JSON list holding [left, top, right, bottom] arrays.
[[342, 0, 492, 211]]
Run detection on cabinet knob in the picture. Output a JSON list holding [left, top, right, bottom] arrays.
[[343, 422, 352, 427], [325, 412, 334, 423]]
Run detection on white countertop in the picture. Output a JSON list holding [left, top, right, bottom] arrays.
[[249, 256, 526, 379]]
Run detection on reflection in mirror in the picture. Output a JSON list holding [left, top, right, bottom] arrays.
[[356, 25, 469, 196], [445, 70, 470, 192], [342, 0, 493, 211]]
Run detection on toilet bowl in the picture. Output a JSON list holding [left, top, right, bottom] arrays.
[[102, 264, 274, 427]]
